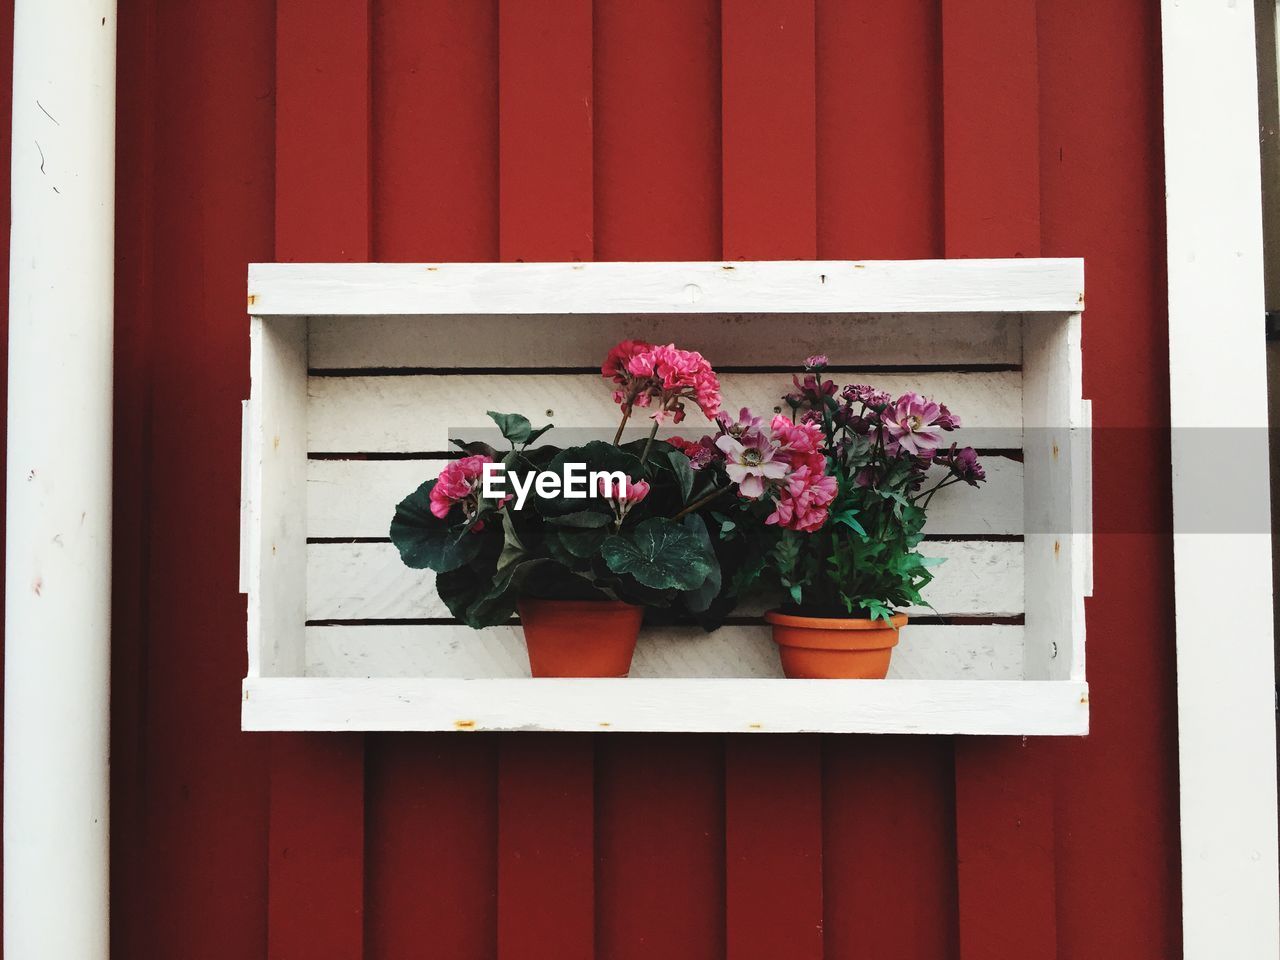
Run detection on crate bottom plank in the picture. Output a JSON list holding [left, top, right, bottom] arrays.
[[303, 623, 1025, 681], [242, 677, 1089, 735]]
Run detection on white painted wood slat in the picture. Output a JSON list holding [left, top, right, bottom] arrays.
[[306, 371, 1023, 452], [242, 676, 1089, 734], [304, 539, 1024, 621], [248, 259, 1085, 316], [303, 623, 1024, 681], [305, 455, 1023, 539], [308, 311, 1023, 368]]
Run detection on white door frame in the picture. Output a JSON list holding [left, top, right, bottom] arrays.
[[1162, 2, 1280, 956]]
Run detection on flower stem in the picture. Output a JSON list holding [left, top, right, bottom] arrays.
[[612, 410, 631, 446], [673, 484, 732, 520], [639, 420, 660, 465]]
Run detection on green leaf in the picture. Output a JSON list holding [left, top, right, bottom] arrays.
[[601, 517, 713, 591], [525, 422, 555, 445], [858, 597, 894, 623], [831, 508, 866, 535], [389, 479, 484, 573], [436, 565, 490, 620], [464, 558, 559, 627], [667, 451, 695, 503], [680, 515, 721, 613], [546, 510, 612, 529], [487, 410, 532, 445], [546, 524, 609, 560], [450, 438, 500, 459]]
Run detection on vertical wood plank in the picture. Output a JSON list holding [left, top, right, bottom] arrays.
[[495, 4, 595, 958], [941, 0, 1040, 260], [137, 0, 276, 956], [823, 738, 959, 960], [497, 737, 595, 960], [815, 0, 943, 260], [725, 737, 823, 960], [721, 3, 823, 958], [276, 0, 371, 263], [365, 737, 499, 960], [364, 6, 502, 958], [371, 0, 498, 262], [268, 737, 366, 960], [271, 2, 370, 957], [721, 0, 817, 260], [1038, 2, 1182, 957], [814, 7, 957, 956], [592, 6, 727, 957], [498, 0, 593, 263], [595, 736, 725, 960], [594, 0, 722, 261], [942, 3, 1057, 958]]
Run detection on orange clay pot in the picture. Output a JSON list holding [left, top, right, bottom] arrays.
[[517, 598, 643, 678], [763, 610, 908, 679]]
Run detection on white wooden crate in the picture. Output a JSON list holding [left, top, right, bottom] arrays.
[[241, 260, 1091, 734]]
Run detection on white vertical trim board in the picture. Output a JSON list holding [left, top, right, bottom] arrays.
[[1162, 2, 1280, 956], [5, 2, 116, 959]]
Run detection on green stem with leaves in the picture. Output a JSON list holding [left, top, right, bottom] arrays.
[[672, 484, 732, 521]]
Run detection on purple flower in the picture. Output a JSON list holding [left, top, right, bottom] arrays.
[[936, 403, 961, 431], [715, 406, 765, 442], [842, 383, 892, 408], [715, 432, 789, 499], [948, 446, 986, 486], [883, 392, 946, 457], [789, 373, 838, 407], [804, 354, 829, 371]]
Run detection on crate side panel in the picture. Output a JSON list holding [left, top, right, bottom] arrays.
[[1021, 313, 1086, 681], [249, 315, 308, 677]]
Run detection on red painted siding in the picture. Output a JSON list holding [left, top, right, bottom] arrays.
[[98, 1, 1181, 957]]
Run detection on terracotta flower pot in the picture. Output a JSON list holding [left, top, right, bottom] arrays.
[[764, 610, 908, 679], [517, 598, 643, 677]]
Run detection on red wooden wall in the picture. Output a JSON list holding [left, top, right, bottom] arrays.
[[101, 1, 1181, 957]]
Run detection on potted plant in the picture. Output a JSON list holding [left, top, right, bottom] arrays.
[[669, 356, 987, 679], [387, 340, 725, 677]]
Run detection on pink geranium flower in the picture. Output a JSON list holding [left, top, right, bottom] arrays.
[[429, 455, 494, 529], [603, 340, 722, 424], [597, 474, 650, 504], [883, 392, 947, 457], [715, 432, 789, 499], [770, 414, 826, 474], [668, 434, 721, 470], [766, 465, 838, 533]]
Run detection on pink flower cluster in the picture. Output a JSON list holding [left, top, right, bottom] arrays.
[[673, 407, 837, 532], [597, 474, 651, 504], [429, 455, 494, 529], [766, 465, 838, 533], [602, 339, 722, 424]]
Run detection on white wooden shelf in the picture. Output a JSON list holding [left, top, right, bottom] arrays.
[[242, 678, 1089, 735], [242, 259, 1091, 735]]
